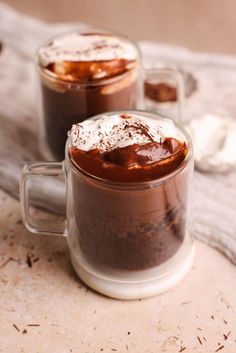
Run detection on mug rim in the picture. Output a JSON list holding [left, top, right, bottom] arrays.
[[35, 27, 142, 87], [64, 110, 193, 189]]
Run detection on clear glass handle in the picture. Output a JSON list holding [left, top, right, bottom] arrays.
[[20, 162, 66, 236], [143, 67, 185, 122]]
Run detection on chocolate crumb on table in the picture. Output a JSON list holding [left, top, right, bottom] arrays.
[[223, 331, 231, 340], [180, 301, 191, 306], [25, 254, 40, 266], [26, 254, 33, 268], [13, 323, 20, 332], [197, 336, 203, 345]]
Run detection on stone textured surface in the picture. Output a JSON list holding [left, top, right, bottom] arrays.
[[0, 189, 236, 353], [1, 5, 236, 351]]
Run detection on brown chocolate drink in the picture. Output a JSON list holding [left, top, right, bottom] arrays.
[[38, 31, 140, 160], [144, 70, 198, 103], [145, 82, 177, 102], [68, 112, 191, 271]]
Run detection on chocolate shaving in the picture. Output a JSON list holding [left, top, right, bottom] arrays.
[[197, 336, 202, 345], [223, 331, 231, 340], [26, 254, 32, 268], [180, 301, 191, 306], [215, 346, 224, 352], [27, 324, 40, 327], [33, 257, 40, 263], [22, 329, 27, 335], [123, 122, 155, 142], [13, 323, 20, 332], [179, 347, 186, 352], [170, 336, 179, 340]]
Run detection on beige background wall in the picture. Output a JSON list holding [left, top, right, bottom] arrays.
[[3, 0, 236, 54]]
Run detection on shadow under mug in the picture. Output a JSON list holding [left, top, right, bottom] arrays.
[[36, 28, 184, 161], [20, 110, 194, 300]]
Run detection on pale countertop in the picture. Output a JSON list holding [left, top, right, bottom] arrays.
[[0, 188, 236, 353]]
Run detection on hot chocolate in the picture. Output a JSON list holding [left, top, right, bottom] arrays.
[[68, 113, 191, 271], [145, 82, 177, 102], [38, 31, 140, 160]]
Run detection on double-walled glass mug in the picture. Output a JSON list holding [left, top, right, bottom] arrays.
[[20, 111, 194, 300], [36, 28, 184, 161]]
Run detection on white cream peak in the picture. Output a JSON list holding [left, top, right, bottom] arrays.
[[188, 113, 236, 172], [39, 33, 138, 66], [69, 113, 181, 152]]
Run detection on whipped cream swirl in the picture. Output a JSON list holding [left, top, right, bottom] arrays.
[[39, 33, 139, 67], [69, 113, 182, 152]]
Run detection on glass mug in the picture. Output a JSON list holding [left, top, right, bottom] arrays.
[[36, 28, 184, 161], [20, 110, 194, 300]]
